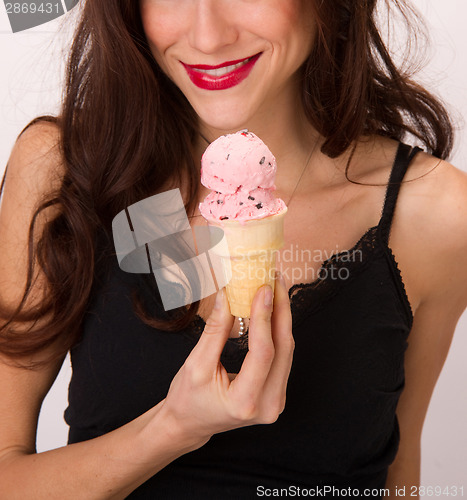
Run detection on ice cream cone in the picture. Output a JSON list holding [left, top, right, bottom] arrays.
[[208, 209, 287, 318]]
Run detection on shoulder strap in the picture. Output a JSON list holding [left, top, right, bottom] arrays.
[[378, 143, 422, 245]]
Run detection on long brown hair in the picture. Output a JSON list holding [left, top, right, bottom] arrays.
[[0, 0, 454, 367]]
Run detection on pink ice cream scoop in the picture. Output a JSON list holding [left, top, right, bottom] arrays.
[[199, 130, 286, 222]]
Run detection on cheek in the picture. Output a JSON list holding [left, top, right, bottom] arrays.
[[264, 0, 315, 51], [139, 3, 181, 58]]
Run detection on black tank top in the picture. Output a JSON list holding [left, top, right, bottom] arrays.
[[64, 143, 421, 499]]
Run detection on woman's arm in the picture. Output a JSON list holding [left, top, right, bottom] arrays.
[[385, 299, 464, 496], [385, 157, 467, 496]]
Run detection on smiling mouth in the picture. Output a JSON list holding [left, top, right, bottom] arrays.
[[181, 53, 262, 91], [187, 54, 259, 77]]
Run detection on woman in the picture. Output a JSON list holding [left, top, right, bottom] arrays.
[[1, 0, 466, 497]]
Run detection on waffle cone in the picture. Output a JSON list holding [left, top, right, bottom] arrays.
[[208, 209, 287, 317]]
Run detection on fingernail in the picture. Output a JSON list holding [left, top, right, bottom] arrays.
[[215, 289, 224, 310], [263, 286, 273, 307], [276, 270, 286, 288]]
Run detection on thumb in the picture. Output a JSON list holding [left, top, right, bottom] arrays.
[[190, 289, 234, 370]]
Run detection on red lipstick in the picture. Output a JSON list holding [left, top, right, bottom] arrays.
[[181, 53, 261, 91]]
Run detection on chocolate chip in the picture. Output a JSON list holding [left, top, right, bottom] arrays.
[[220, 216, 229, 220], [226, 154, 230, 160], [256, 203, 263, 209], [248, 196, 255, 200], [217, 200, 223, 204], [259, 157, 265, 165], [239, 202, 243, 205]]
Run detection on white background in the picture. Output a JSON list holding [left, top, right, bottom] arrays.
[[1, 0, 466, 488]]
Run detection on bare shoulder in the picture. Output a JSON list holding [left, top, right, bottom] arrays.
[[402, 150, 467, 237], [396, 151, 467, 310], [4, 118, 64, 193], [0, 119, 64, 312]]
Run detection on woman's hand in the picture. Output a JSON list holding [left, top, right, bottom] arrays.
[[159, 272, 294, 449]]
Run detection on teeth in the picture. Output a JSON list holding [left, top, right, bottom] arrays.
[[196, 57, 252, 77]]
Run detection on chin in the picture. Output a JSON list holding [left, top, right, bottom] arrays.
[[201, 116, 249, 134], [192, 100, 256, 135]]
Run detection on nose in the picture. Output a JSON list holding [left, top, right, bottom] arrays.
[[188, 0, 239, 54]]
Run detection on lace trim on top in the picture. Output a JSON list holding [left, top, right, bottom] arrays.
[[380, 243, 414, 324], [288, 225, 380, 325]]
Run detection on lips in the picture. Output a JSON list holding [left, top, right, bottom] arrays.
[[181, 53, 262, 91]]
